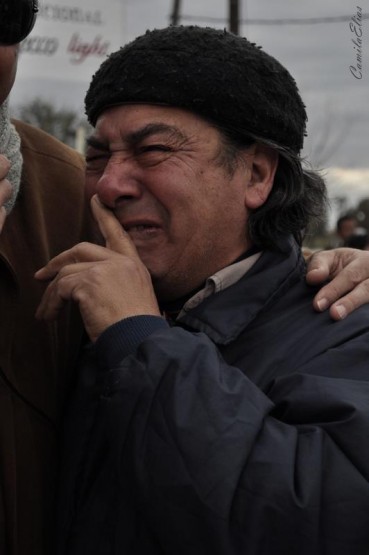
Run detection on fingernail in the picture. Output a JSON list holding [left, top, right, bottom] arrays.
[[335, 304, 347, 320], [316, 298, 328, 311]]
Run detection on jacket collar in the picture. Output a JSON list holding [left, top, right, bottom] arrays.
[[177, 236, 304, 345]]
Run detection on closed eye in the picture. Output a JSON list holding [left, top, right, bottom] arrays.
[[85, 153, 110, 172], [139, 144, 172, 153], [134, 144, 174, 167]]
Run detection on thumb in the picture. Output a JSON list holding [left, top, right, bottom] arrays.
[[305, 250, 332, 285], [90, 195, 138, 256]]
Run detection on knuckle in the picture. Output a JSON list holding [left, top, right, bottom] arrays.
[[354, 280, 369, 299], [362, 279, 369, 293], [335, 281, 369, 316], [307, 250, 322, 264], [78, 241, 91, 250], [344, 267, 365, 286], [73, 242, 90, 258], [58, 266, 72, 279], [88, 264, 105, 280], [325, 284, 342, 301]]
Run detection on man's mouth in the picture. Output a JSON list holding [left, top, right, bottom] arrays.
[[125, 224, 158, 232], [123, 222, 162, 238]]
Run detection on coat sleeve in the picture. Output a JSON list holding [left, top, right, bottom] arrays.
[[98, 326, 369, 555]]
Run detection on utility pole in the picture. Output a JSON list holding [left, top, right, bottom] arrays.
[[170, 0, 181, 26], [229, 0, 240, 34]]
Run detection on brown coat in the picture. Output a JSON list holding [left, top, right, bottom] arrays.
[[0, 120, 92, 555]]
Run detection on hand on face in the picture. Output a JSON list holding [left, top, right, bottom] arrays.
[[0, 154, 12, 233], [35, 195, 161, 343], [35, 193, 369, 340]]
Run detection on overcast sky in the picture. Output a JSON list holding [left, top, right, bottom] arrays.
[[121, 0, 369, 170], [11, 0, 369, 205]]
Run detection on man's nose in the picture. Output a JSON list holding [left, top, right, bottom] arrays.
[[94, 158, 143, 208]]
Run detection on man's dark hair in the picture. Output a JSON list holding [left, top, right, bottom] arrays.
[[217, 127, 327, 250]]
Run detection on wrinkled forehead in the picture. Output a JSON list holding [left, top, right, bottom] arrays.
[[93, 103, 219, 138], [87, 103, 226, 158]]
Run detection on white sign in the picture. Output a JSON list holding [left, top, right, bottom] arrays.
[[19, 0, 124, 80], [12, 0, 125, 110]]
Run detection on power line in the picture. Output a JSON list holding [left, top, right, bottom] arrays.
[[180, 13, 369, 25]]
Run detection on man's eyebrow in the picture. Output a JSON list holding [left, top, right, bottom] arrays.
[[86, 123, 186, 152], [86, 136, 109, 151]]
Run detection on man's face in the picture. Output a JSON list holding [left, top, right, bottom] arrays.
[[0, 45, 18, 105], [85, 104, 253, 300], [338, 218, 357, 241]]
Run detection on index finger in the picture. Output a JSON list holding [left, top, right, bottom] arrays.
[[90, 195, 139, 258], [34, 242, 112, 280]]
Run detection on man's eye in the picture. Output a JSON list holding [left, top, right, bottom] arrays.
[[135, 144, 173, 166], [139, 144, 171, 153], [85, 155, 109, 172]]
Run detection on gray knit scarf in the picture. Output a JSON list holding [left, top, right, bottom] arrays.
[[0, 99, 22, 213]]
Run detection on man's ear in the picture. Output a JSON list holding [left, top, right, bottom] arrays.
[[243, 144, 279, 209]]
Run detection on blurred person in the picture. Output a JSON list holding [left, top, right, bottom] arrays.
[[35, 26, 369, 555], [325, 214, 358, 250], [0, 1, 91, 553], [335, 213, 358, 246], [345, 227, 369, 250]]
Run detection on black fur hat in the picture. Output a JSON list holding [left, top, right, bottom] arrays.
[[85, 25, 307, 153]]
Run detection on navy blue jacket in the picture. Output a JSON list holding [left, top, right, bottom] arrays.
[[58, 237, 369, 554]]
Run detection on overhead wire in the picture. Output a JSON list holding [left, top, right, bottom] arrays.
[[180, 13, 369, 25]]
